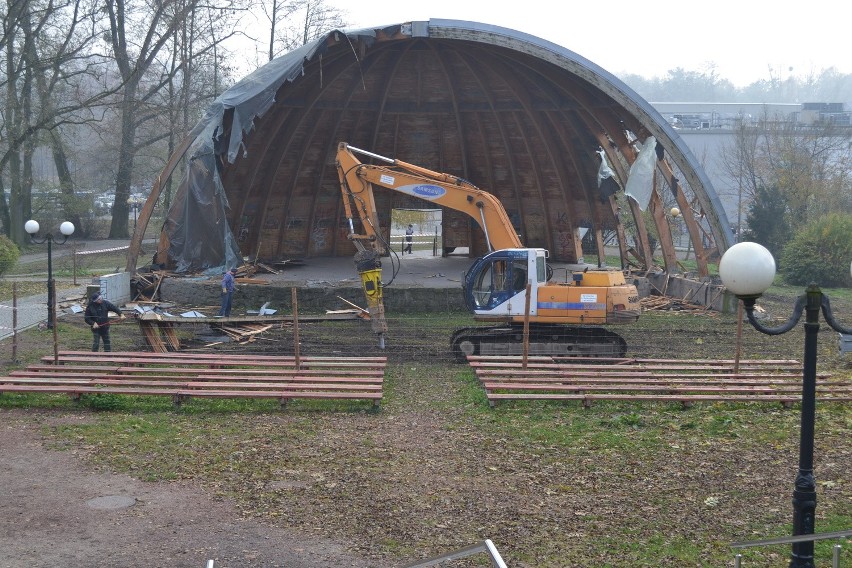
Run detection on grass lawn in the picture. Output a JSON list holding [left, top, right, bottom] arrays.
[[1, 277, 850, 566]]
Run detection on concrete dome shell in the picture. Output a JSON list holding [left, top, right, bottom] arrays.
[[141, 19, 733, 274]]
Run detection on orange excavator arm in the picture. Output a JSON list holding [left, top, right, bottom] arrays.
[[336, 142, 523, 253]]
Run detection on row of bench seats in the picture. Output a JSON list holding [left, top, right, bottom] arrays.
[[1, 351, 387, 408], [467, 355, 852, 408]]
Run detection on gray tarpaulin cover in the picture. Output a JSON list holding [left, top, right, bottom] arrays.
[[163, 27, 381, 273]]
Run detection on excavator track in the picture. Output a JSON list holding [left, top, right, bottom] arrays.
[[450, 324, 627, 363]]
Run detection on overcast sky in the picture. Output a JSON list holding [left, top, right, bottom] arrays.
[[331, 0, 848, 87]]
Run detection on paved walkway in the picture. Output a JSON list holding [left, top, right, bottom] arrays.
[[0, 238, 146, 341], [0, 282, 89, 341]]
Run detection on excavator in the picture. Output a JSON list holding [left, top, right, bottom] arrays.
[[335, 142, 641, 361]]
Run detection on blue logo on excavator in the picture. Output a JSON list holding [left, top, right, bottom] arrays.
[[412, 185, 446, 199]]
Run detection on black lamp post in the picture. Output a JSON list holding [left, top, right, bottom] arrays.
[[719, 242, 852, 568], [127, 196, 141, 230], [25, 219, 75, 330]]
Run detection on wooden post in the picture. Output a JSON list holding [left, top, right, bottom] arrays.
[[522, 282, 532, 369], [433, 227, 438, 256], [291, 287, 300, 370], [734, 300, 743, 375]]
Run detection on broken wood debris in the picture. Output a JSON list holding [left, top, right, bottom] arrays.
[[210, 322, 274, 343], [138, 319, 180, 352], [234, 277, 269, 285], [334, 296, 370, 319], [640, 294, 718, 316], [251, 262, 280, 274], [131, 269, 168, 302]]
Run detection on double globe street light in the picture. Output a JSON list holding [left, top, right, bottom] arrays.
[[25, 220, 75, 330], [719, 241, 852, 568]]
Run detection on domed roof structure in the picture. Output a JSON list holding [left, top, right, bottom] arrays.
[[131, 20, 733, 276]]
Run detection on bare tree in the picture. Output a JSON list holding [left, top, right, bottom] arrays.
[[254, 0, 347, 62], [721, 109, 852, 240], [1, 0, 109, 243], [103, 0, 243, 238]]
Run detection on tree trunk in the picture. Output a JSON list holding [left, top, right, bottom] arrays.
[[49, 130, 83, 233], [108, 85, 137, 238]]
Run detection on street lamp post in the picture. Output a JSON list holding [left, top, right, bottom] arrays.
[[25, 220, 75, 330], [719, 242, 852, 568], [127, 196, 141, 230]]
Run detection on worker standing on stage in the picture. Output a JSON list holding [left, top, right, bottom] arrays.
[[84, 293, 124, 352]]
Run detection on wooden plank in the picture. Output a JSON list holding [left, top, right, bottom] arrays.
[[481, 383, 808, 394], [43, 356, 386, 369], [485, 393, 802, 402], [4, 350, 387, 407], [0, 384, 383, 400], [162, 323, 181, 351], [477, 377, 851, 388], [11, 365, 123, 373], [2, 377, 383, 390], [467, 354, 849, 406], [111, 367, 383, 377], [45, 351, 387, 364], [49, 350, 387, 360], [470, 362, 803, 372]]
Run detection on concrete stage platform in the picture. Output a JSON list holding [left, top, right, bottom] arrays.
[[157, 250, 655, 315]]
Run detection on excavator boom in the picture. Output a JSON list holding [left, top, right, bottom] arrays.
[[337, 142, 523, 253]]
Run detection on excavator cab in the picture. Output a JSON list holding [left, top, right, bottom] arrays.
[[463, 248, 546, 316]]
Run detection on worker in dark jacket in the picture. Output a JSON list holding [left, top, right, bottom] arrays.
[[84, 293, 124, 352], [218, 267, 237, 317], [404, 224, 414, 254]]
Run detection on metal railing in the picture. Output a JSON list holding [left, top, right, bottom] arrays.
[[400, 539, 508, 567], [393, 233, 441, 256], [731, 528, 851, 567]]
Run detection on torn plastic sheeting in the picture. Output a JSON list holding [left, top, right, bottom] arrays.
[[162, 26, 381, 273], [191, 26, 380, 165], [624, 136, 656, 210], [596, 149, 620, 202], [167, 151, 241, 273], [180, 311, 207, 318], [248, 302, 277, 316]]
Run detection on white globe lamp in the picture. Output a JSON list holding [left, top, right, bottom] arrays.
[[718, 242, 776, 298]]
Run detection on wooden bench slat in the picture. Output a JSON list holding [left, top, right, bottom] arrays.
[[481, 383, 808, 394], [485, 393, 801, 402], [113, 366, 384, 376], [467, 355, 847, 407], [0, 385, 383, 400], [52, 349, 387, 360], [5, 374, 383, 384], [7, 351, 387, 408], [44, 357, 385, 369], [2, 378, 382, 390]]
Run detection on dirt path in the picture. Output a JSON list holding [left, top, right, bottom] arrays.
[[0, 410, 377, 568]]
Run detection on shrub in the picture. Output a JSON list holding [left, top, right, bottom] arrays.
[[0, 235, 20, 276], [780, 213, 852, 287], [742, 185, 790, 266]]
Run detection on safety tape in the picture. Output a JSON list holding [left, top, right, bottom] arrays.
[[75, 245, 130, 256]]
